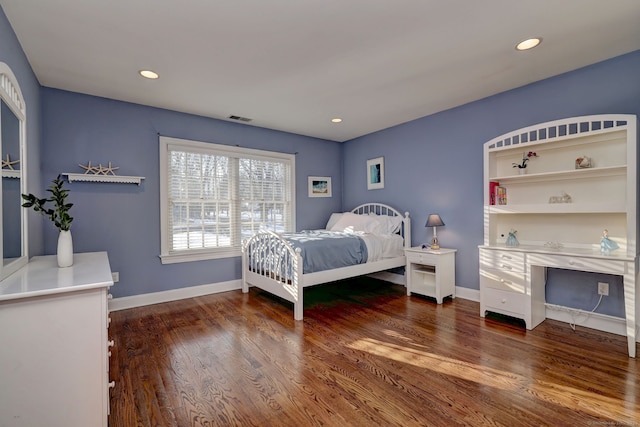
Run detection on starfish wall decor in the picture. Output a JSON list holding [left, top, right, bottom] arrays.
[[1, 154, 20, 170], [79, 161, 120, 176]]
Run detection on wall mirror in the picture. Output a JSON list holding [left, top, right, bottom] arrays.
[[0, 62, 27, 280]]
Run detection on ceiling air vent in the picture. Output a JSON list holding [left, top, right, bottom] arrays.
[[228, 115, 252, 122]]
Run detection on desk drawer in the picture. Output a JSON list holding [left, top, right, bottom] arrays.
[[480, 267, 526, 293], [527, 254, 626, 275], [482, 287, 528, 317], [480, 249, 525, 272]]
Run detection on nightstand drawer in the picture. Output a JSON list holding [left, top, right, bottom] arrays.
[[405, 251, 439, 265], [482, 287, 528, 317], [480, 249, 525, 272], [480, 267, 526, 293]]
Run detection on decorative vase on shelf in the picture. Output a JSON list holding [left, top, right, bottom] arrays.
[[518, 168, 527, 175], [57, 229, 73, 268]]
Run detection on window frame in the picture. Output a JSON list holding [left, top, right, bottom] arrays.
[[159, 136, 296, 264]]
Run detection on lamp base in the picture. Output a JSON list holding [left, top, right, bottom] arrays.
[[429, 236, 440, 250]]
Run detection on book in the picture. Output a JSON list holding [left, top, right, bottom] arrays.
[[489, 181, 499, 205], [497, 186, 507, 205]]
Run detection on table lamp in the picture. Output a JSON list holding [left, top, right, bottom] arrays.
[[425, 214, 444, 250]]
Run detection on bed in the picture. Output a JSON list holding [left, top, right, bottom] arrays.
[[241, 203, 411, 320]]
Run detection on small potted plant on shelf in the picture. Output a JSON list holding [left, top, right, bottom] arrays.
[[512, 151, 538, 174], [22, 174, 74, 267]]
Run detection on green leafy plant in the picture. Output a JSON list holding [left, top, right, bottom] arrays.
[[21, 174, 74, 231]]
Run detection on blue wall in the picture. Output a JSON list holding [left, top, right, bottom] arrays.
[[40, 89, 342, 298], [342, 50, 640, 317], [3, 3, 640, 318]]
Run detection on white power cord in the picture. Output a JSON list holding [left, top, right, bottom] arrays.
[[568, 294, 603, 331]]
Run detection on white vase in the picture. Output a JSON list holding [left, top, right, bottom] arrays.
[[518, 168, 527, 175], [57, 230, 73, 268]]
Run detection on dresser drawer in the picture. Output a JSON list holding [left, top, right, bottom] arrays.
[[480, 249, 525, 272], [482, 287, 528, 317], [527, 253, 626, 275], [480, 267, 526, 293]]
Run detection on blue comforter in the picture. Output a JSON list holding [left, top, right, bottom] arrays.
[[282, 230, 368, 273]]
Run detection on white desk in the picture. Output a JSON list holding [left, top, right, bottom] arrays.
[[480, 245, 637, 358], [0, 252, 114, 426]]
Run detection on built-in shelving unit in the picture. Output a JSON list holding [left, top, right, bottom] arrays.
[[63, 173, 145, 185], [479, 114, 639, 357]]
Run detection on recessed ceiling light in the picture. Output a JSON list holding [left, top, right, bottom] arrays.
[[331, 118, 343, 123], [516, 38, 542, 51], [139, 70, 159, 79]]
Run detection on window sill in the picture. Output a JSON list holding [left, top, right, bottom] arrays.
[[159, 249, 240, 264]]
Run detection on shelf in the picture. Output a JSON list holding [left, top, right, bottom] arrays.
[[413, 266, 435, 275], [2, 170, 20, 178], [63, 173, 145, 185], [489, 165, 626, 183], [488, 203, 626, 214]]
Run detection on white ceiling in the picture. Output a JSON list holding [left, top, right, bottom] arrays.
[[2, 1, 640, 142]]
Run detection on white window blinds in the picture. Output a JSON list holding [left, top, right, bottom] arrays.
[[159, 136, 294, 263]]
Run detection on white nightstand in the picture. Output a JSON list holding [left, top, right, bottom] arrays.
[[405, 246, 456, 303]]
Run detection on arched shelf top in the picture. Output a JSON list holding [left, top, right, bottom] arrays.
[[485, 114, 635, 151]]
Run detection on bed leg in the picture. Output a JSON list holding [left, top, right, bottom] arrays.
[[241, 250, 249, 293]]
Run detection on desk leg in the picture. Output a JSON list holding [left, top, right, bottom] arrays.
[[624, 267, 636, 358]]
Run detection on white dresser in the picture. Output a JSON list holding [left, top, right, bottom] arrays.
[[0, 252, 114, 427]]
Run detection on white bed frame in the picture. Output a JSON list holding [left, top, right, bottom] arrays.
[[241, 203, 411, 320]]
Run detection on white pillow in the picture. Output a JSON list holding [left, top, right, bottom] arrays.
[[368, 213, 403, 234], [325, 213, 343, 230], [330, 212, 380, 233], [386, 215, 403, 234]]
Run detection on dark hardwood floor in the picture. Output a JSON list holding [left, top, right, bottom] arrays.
[[108, 278, 639, 426]]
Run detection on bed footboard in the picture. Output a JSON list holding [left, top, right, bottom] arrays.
[[242, 230, 304, 320]]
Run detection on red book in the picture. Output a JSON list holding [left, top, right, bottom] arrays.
[[489, 181, 499, 205]]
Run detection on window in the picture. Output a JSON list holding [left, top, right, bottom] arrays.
[[159, 136, 295, 263]]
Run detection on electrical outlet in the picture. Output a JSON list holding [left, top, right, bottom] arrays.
[[112, 272, 120, 283], [597, 281, 609, 296]]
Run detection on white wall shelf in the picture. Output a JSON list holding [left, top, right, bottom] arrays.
[[63, 173, 145, 185], [1, 170, 20, 178]]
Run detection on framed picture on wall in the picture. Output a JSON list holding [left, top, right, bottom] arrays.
[[308, 176, 332, 197], [367, 157, 384, 190]]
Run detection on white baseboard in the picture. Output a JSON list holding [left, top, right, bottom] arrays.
[[110, 276, 481, 311], [545, 303, 640, 342], [455, 286, 479, 302], [109, 279, 241, 311]]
